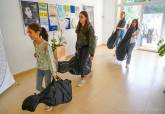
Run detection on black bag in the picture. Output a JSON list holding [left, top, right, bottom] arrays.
[[69, 56, 91, 75], [116, 26, 136, 61], [107, 31, 118, 49], [58, 56, 92, 75], [22, 94, 40, 112], [58, 61, 70, 73], [22, 77, 72, 112], [40, 78, 72, 106]]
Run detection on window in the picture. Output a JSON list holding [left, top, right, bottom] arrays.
[[124, 0, 145, 3]]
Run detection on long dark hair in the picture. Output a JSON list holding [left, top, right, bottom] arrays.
[[28, 23, 48, 41], [131, 19, 139, 30], [76, 11, 90, 33]]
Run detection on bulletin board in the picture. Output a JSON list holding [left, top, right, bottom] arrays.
[[20, 0, 80, 32]]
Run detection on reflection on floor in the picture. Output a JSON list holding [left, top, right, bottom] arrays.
[[0, 46, 165, 114]]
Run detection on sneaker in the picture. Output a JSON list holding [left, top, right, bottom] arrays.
[[34, 90, 40, 95], [125, 64, 129, 68], [88, 71, 93, 77], [77, 78, 86, 87], [45, 106, 53, 112]]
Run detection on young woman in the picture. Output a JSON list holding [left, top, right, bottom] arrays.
[[27, 23, 57, 111], [75, 11, 96, 87], [125, 19, 140, 68], [115, 11, 126, 47]]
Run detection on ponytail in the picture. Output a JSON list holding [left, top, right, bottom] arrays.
[[28, 23, 49, 41], [40, 27, 48, 41]]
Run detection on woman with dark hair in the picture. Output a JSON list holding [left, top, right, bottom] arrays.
[[27, 23, 57, 111], [75, 11, 96, 87], [125, 19, 140, 68]]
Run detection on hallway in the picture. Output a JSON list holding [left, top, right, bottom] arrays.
[[0, 46, 164, 114]]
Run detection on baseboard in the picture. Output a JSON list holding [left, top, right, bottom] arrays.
[[14, 68, 37, 78]]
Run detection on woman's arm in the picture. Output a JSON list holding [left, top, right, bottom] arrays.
[[88, 26, 96, 57], [116, 27, 126, 30], [47, 44, 58, 77]]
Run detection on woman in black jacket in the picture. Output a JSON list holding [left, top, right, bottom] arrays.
[[75, 11, 96, 87]]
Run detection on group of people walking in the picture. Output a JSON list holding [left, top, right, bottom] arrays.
[[26, 10, 140, 111], [114, 11, 139, 68]]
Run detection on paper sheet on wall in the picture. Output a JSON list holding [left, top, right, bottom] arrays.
[[48, 4, 58, 31], [0, 29, 15, 94], [57, 5, 65, 18], [39, 3, 49, 31]]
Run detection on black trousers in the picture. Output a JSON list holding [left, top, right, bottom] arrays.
[[77, 46, 89, 78]]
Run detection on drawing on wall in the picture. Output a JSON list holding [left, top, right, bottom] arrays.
[[21, 1, 40, 27], [83, 5, 94, 27], [48, 4, 58, 31], [39, 3, 49, 31]]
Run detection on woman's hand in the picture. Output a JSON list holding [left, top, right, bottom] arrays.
[[89, 55, 94, 61], [52, 72, 57, 79], [34, 53, 37, 58]]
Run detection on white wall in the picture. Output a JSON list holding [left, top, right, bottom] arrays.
[[0, 0, 103, 74], [102, 0, 116, 44]]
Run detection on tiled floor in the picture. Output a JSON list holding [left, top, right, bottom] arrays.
[[0, 46, 165, 114]]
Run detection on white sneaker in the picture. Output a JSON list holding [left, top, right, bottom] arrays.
[[125, 64, 129, 68], [77, 78, 86, 87], [44, 106, 53, 112], [34, 90, 40, 94]]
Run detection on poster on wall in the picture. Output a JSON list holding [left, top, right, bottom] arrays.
[[65, 18, 70, 29], [70, 5, 75, 13], [48, 4, 58, 31], [21, 1, 40, 27], [0, 29, 15, 94], [39, 3, 49, 31], [57, 5, 65, 18], [64, 4, 70, 17], [83, 5, 94, 27]]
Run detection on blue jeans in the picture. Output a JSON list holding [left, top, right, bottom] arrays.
[[126, 43, 135, 64], [115, 30, 125, 47], [77, 46, 89, 78], [36, 69, 52, 92]]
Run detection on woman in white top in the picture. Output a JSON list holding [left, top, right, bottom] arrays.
[[126, 19, 140, 68]]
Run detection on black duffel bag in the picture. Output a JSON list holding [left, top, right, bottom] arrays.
[[116, 26, 136, 61], [22, 77, 72, 112], [58, 56, 92, 75]]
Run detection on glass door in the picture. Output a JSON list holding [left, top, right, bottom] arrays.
[[139, 3, 165, 52]]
